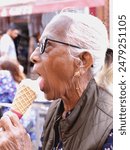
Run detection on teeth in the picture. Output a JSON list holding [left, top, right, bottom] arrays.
[[10, 79, 37, 118]]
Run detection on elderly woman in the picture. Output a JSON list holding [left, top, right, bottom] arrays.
[[0, 11, 112, 150]]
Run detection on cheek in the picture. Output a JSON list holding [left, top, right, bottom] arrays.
[[50, 56, 74, 80]]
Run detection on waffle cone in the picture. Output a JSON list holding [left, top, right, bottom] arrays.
[[11, 84, 36, 117]]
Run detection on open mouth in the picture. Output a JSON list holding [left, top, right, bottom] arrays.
[[37, 76, 45, 92]]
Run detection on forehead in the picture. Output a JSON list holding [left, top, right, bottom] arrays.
[[40, 15, 72, 42]]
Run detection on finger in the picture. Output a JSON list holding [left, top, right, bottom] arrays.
[[4, 111, 20, 127], [0, 132, 18, 150], [0, 111, 20, 131], [0, 115, 14, 131]]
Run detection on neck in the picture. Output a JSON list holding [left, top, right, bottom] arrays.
[[61, 72, 92, 112]]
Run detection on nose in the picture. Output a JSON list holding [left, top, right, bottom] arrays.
[[30, 48, 40, 64]]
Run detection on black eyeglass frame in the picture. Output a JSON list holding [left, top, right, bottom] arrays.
[[37, 38, 82, 54]]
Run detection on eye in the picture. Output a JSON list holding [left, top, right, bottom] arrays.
[[46, 40, 52, 47], [44, 41, 54, 53]]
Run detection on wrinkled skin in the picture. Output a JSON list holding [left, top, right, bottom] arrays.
[[31, 16, 76, 101], [0, 112, 32, 150], [30, 16, 93, 110], [0, 15, 93, 149]]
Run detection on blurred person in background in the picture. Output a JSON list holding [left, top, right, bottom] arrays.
[[0, 58, 25, 85], [0, 11, 112, 150], [0, 58, 25, 114], [95, 48, 113, 95], [0, 23, 20, 60]]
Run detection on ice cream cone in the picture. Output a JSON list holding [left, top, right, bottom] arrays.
[[10, 79, 38, 119]]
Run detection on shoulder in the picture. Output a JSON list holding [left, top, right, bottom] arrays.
[[1, 34, 12, 43], [43, 99, 61, 127], [0, 70, 16, 87], [2, 34, 10, 38], [0, 34, 12, 48], [0, 70, 17, 94], [98, 86, 113, 102], [97, 87, 113, 118]]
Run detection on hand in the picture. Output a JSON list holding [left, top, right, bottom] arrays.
[[0, 112, 32, 150]]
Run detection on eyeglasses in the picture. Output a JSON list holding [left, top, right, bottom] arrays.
[[37, 38, 82, 54]]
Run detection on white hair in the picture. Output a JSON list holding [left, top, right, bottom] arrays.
[[50, 11, 109, 76]]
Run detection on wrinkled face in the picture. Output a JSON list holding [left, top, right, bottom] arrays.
[[10, 29, 19, 39], [30, 16, 77, 100]]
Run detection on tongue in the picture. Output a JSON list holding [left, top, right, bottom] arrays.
[[38, 77, 44, 90]]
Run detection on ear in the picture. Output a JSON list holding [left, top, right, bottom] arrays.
[[79, 51, 93, 69]]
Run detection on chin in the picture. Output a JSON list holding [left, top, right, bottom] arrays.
[[44, 92, 51, 100], [45, 92, 58, 101]]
